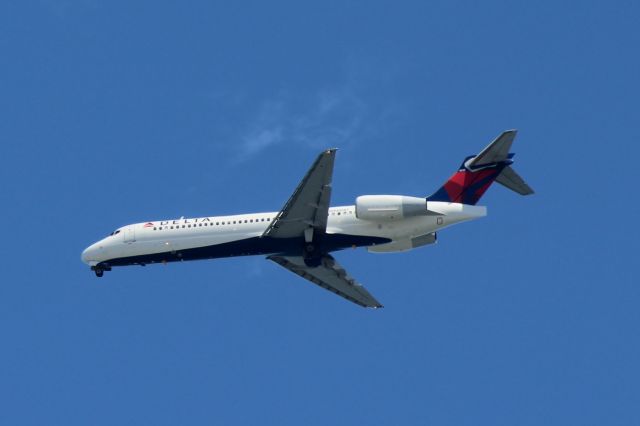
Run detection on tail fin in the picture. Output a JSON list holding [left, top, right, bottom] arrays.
[[427, 130, 534, 205]]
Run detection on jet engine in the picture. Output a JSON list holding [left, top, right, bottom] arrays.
[[355, 195, 428, 221]]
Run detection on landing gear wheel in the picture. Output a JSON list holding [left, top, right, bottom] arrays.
[[91, 264, 110, 277], [305, 244, 315, 253]]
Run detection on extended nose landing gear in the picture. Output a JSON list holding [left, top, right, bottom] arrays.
[[91, 264, 111, 277]]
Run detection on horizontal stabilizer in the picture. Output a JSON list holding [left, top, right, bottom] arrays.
[[468, 130, 516, 167], [496, 166, 534, 195]]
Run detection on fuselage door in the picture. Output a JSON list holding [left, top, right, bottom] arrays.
[[123, 226, 136, 243]]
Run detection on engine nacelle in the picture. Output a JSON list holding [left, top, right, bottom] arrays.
[[355, 195, 427, 221]]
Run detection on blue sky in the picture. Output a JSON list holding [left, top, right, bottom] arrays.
[[1, 1, 639, 424]]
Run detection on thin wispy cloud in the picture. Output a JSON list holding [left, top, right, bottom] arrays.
[[233, 85, 383, 162], [223, 55, 405, 163], [291, 88, 367, 149], [237, 98, 287, 159], [242, 127, 284, 157]]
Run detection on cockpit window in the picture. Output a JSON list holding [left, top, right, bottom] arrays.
[[109, 230, 121, 236]]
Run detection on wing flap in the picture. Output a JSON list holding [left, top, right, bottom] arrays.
[[268, 255, 383, 308]]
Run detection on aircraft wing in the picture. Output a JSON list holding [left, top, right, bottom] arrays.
[[268, 254, 383, 308], [263, 149, 336, 239]]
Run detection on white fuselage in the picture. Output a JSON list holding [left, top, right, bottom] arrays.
[[81, 202, 486, 267]]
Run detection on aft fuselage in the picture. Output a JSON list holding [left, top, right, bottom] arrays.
[[81, 202, 486, 269]]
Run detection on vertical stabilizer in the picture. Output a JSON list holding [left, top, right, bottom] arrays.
[[427, 130, 533, 205]]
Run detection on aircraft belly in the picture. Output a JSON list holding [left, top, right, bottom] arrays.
[[333, 216, 438, 242], [99, 233, 390, 267]]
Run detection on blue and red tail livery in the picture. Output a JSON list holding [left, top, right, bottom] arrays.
[[428, 130, 533, 205], [428, 158, 509, 205]]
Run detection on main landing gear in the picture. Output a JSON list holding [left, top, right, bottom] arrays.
[[303, 243, 323, 267], [302, 227, 323, 267], [91, 264, 111, 277]]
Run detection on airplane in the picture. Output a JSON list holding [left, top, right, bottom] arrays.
[[81, 130, 533, 308]]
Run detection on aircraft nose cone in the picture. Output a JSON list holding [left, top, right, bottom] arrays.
[[81, 244, 100, 265], [81, 246, 91, 264]]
